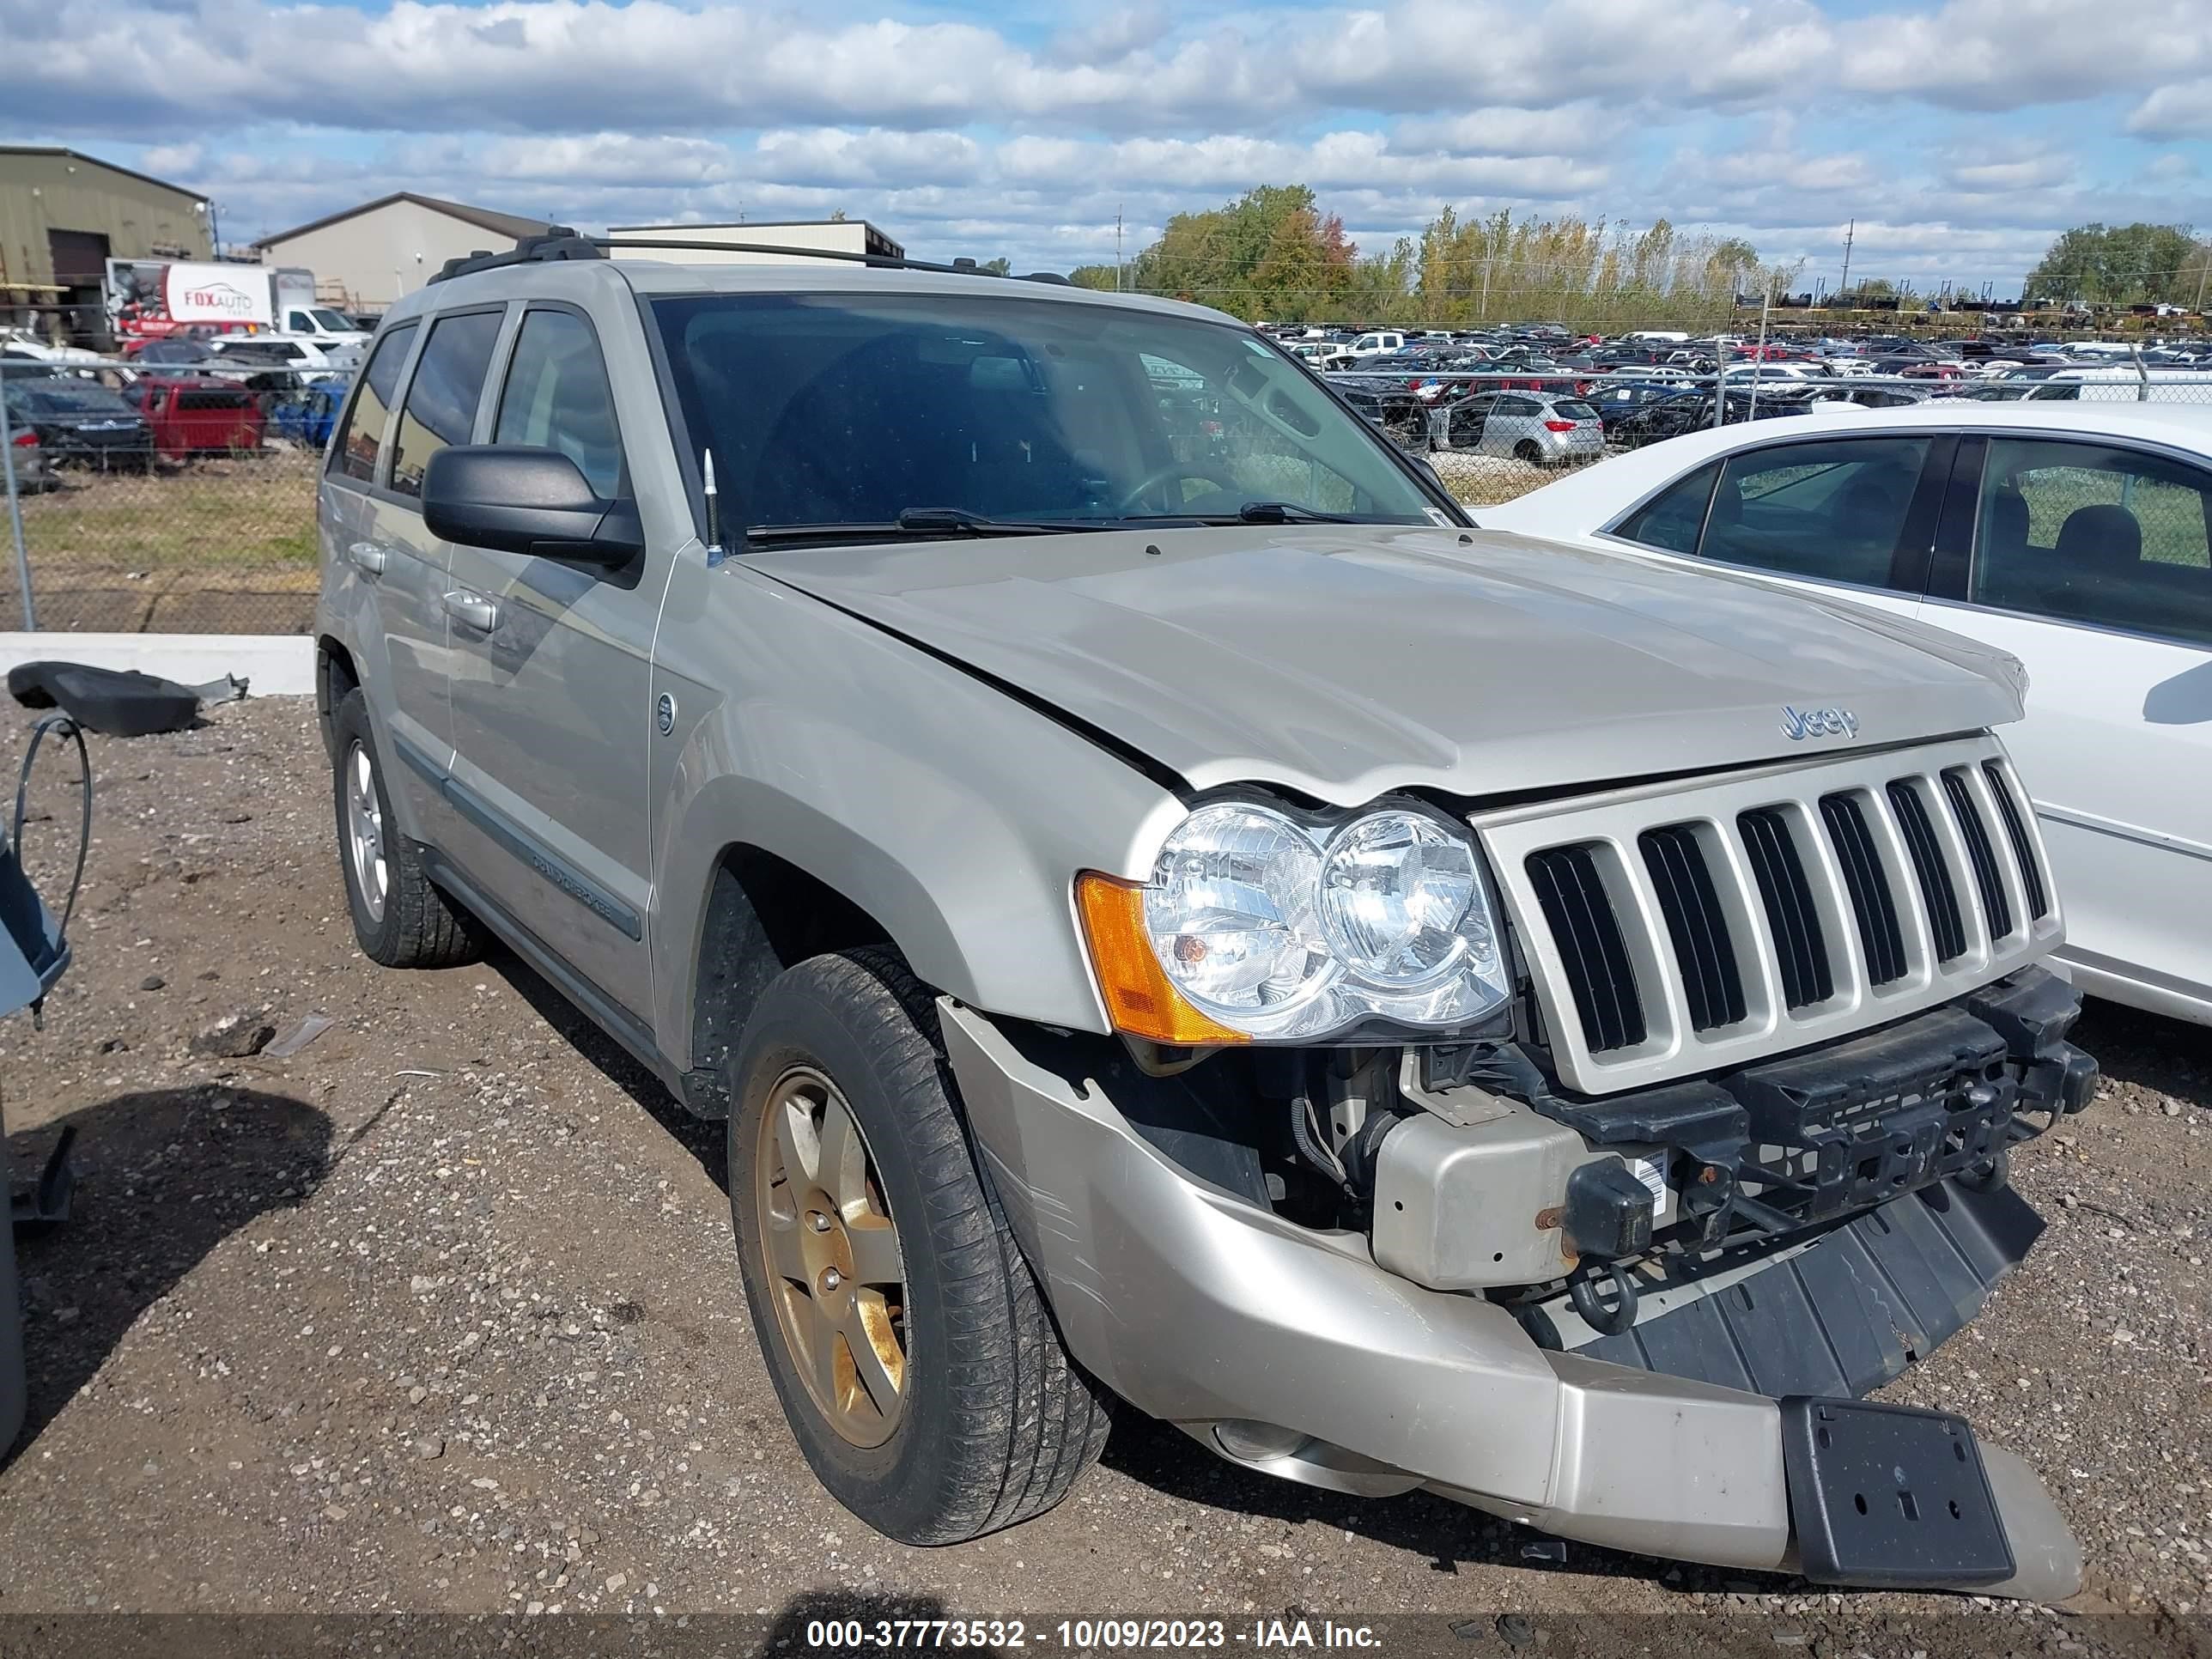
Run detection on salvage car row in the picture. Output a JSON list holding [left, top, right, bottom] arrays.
[[1, 352, 348, 483], [1297, 324, 2212, 458]]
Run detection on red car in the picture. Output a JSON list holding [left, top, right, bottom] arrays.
[[127, 376, 264, 459]]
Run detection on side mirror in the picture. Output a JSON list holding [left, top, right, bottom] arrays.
[[422, 445, 641, 567]]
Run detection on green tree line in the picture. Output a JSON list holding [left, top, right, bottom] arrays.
[[1059, 190, 2211, 324], [1064, 186, 1804, 325], [2023, 223, 2211, 307]]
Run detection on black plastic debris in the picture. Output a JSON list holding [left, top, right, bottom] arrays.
[[8, 660, 247, 738]]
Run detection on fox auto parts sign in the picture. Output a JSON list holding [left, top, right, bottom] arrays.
[[166, 262, 271, 325], [106, 258, 271, 333]]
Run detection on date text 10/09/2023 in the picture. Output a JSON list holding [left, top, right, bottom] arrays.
[[801, 1619, 1384, 1651]]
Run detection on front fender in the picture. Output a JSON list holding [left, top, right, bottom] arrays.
[[647, 565, 1186, 1066]]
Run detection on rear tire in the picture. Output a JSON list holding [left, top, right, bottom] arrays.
[[728, 947, 1111, 1543], [1514, 440, 1544, 465], [330, 687, 480, 969]]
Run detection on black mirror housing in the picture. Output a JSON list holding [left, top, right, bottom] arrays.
[[422, 446, 641, 566]]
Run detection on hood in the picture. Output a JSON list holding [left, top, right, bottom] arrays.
[[748, 525, 2025, 806]]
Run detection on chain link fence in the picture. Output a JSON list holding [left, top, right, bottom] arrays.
[[5, 350, 2212, 636], [2, 356, 339, 635]]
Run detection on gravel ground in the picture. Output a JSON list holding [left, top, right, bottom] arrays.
[[0, 695, 2207, 1656]]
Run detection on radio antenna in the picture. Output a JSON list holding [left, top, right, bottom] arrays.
[[702, 447, 723, 561]]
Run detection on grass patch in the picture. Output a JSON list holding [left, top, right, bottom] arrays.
[[19, 453, 320, 570]]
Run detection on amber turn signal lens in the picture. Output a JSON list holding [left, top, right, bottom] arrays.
[[1074, 872, 1249, 1047]]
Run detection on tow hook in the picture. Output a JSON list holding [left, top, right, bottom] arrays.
[[1568, 1261, 1640, 1336]]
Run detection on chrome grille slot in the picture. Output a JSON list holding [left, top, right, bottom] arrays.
[[1821, 792, 1909, 987], [1983, 761, 2050, 921], [1638, 823, 1746, 1033], [1475, 735, 2062, 1095], [1887, 779, 1966, 963], [1738, 806, 1834, 1011], [1526, 844, 1646, 1054], [1942, 767, 2013, 941]]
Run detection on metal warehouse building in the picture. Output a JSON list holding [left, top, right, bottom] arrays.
[[251, 191, 556, 313], [0, 146, 211, 337]]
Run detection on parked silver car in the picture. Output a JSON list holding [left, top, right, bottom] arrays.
[[314, 237, 2094, 1596], [1444, 387, 1606, 465]]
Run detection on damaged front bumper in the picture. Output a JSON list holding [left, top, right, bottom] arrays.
[[940, 988, 2090, 1600]]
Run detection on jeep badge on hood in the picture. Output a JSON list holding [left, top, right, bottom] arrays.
[[1782, 704, 1860, 741]]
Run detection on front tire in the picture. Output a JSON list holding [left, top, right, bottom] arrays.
[[728, 948, 1110, 1543], [330, 687, 480, 969]]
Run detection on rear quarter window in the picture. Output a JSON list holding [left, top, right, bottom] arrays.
[[331, 322, 417, 484]]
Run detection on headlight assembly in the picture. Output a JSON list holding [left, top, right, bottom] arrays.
[[1078, 799, 1511, 1045]]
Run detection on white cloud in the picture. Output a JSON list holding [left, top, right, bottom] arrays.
[[1395, 105, 1630, 159], [2129, 77, 2212, 139], [7, 0, 2210, 137], [1836, 0, 2211, 111], [8, 0, 2206, 292], [1942, 154, 2077, 194]]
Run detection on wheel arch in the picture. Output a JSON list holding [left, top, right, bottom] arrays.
[[679, 841, 896, 1117], [316, 634, 361, 762]]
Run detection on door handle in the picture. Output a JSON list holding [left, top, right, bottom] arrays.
[[442, 589, 500, 632], [346, 540, 387, 576]]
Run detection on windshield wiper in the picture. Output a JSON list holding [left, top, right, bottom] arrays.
[[1113, 501, 1363, 528], [744, 507, 1115, 546], [892, 506, 1091, 537], [1226, 501, 1355, 524]]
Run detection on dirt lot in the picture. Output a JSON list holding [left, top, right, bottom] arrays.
[[0, 696, 2208, 1655]]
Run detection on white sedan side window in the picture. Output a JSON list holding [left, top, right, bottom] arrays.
[[1972, 439, 2212, 647], [1702, 437, 1930, 588]]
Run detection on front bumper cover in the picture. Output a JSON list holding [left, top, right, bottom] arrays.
[[941, 992, 2086, 1599]]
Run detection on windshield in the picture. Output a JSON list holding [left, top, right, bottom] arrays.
[[650, 291, 1443, 536], [308, 309, 353, 331]]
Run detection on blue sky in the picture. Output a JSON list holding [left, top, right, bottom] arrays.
[[3, 0, 2208, 294]]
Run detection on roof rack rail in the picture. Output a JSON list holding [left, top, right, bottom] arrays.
[[430, 233, 1081, 288], [431, 227, 604, 284]]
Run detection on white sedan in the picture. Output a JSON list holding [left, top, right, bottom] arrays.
[[1480, 400, 2212, 1028]]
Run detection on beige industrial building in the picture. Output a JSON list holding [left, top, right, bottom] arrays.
[[251, 191, 555, 313], [606, 220, 904, 266], [0, 146, 210, 334]]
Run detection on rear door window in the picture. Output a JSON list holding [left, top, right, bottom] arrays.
[[1972, 438, 2212, 646], [330, 321, 416, 484], [388, 309, 503, 499], [1701, 436, 1933, 587]]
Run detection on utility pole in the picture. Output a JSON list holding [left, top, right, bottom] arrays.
[[1838, 219, 1855, 304], [1115, 207, 1123, 293], [2196, 244, 2209, 317], [1747, 290, 1771, 422]]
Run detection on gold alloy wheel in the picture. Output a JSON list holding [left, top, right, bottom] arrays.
[[753, 1065, 908, 1448]]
